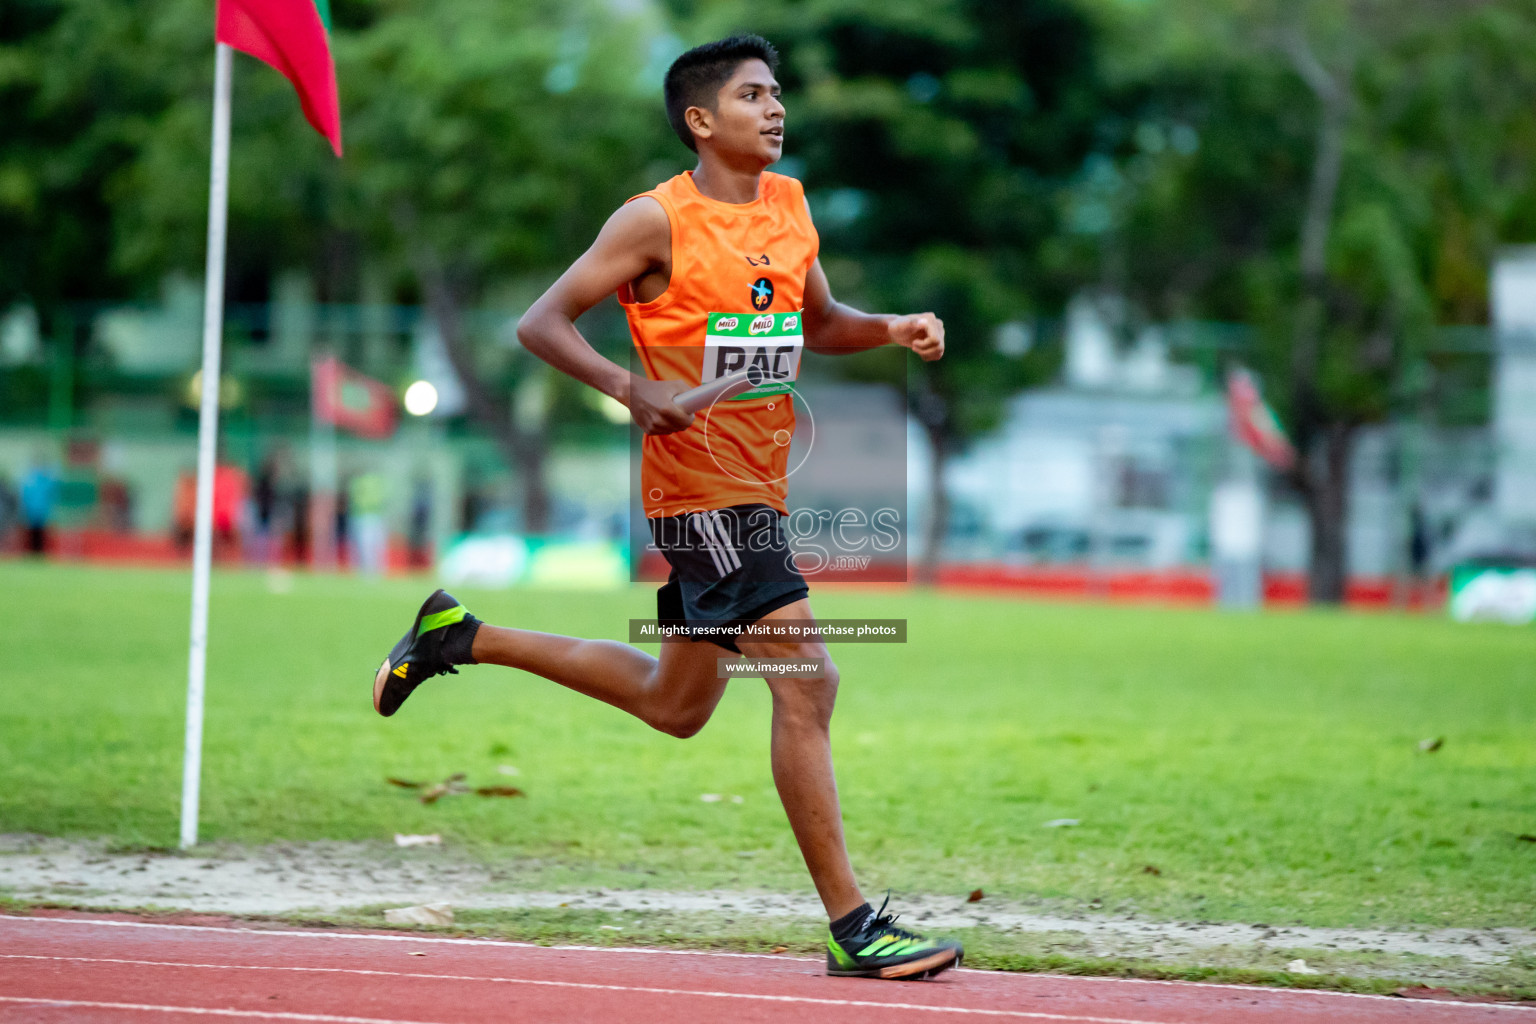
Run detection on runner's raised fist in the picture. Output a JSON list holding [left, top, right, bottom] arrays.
[[889, 313, 945, 362]]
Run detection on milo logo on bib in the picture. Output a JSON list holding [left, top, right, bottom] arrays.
[[703, 311, 803, 399]]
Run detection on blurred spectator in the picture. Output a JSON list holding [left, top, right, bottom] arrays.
[[0, 474, 17, 550], [1409, 502, 1431, 578], [1407, 501, 1433, 606], [349, 471, 388, 576], [252, 451, 290, 564], [212, 460, 248, 557], [97, 476, 133, 533], [291, 484, 311, 564], [408, 476, 433, 568], [334, 481, 351, 565], [20, 456, 60, 556], [461, 475, 487, 534], [173, 468, 197, 553]]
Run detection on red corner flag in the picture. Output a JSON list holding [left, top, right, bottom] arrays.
[[216, 0, 342, 156], [312, 357, 397, 439]]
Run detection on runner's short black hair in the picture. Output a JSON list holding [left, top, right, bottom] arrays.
[[664, 35, 780, 153]]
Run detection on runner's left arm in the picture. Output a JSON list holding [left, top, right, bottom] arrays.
[[800, 258, 944, 361]]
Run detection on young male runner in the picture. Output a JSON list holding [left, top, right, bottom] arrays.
[[372, 35, 961, 981]]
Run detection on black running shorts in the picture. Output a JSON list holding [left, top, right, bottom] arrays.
[[650, 503, 809, 653]]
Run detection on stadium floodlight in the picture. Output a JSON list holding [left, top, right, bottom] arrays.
[[404, 380, 439, 417]]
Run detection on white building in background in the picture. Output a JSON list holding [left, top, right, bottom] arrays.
[[1428, 248, 1536, 568], [1492, 250, 1536, 537], [909, 297, 1228, 570], [911, 294, 1504, 577]]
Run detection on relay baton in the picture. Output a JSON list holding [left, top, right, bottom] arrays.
[[673, 366, 767, 414]]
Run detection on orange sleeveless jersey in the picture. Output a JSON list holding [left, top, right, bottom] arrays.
[[620, 170, 819, 518]]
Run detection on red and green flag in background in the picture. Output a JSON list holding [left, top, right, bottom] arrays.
[[216, 0, 342, 155], [312, 357, 397, 439], [1226, 366, 1296, 471]]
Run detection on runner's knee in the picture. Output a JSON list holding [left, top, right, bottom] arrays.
[[769, 658, 839, 726], [649, 702, 714, 739], [642, 655, 725, 739]]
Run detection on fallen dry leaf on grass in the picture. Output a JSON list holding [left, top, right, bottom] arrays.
[[1142, 865, 1162, 876], [967, 889, 985, 903], [390, 773, 523, 804], [388, 773, 469, 804]]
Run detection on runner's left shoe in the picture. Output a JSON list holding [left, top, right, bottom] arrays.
[[372, 589, 479, 717], [826, 896, 964, 980]]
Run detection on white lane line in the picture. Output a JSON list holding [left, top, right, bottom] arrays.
[[0, 914, 799, 960], [6, 916, 1533, 1014], [0, 995, 433, 1024], [0, 954, 1176, 1023]]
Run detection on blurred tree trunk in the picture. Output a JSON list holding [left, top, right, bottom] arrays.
[[1283, 31, 1352, 604], [1305, 423, 1357, 604]]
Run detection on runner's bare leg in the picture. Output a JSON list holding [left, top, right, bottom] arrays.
[[470, 625, 728, 738], [470, 597, 864, 920], [737, 598, 866, 920]]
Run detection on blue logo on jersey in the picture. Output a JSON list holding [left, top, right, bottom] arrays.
[[751, 277, 774, 311]]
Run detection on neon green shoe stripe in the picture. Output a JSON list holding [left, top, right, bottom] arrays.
[[857, 934, 903, 957], [418, 605, 468, 636], [827, 935, 859, 970]]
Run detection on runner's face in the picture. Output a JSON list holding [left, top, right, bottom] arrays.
[[706, 59, 784, 164]]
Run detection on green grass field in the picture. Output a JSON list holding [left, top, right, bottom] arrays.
[[3, 561, 1534, 930]]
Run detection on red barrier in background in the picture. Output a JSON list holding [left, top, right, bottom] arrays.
[[936, 563, 1445, 610], [8, 531, 1447, 611]]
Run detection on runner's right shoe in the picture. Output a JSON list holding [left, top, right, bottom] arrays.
[[372, 589, 478, 717], [826, 896, 964, 980]]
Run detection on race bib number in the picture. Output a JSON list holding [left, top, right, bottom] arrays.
[[703, 312, 803, 399]]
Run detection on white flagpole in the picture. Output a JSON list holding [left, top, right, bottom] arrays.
[[181, 41, 234, 850]]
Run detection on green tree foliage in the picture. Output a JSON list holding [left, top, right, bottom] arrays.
[[13, 0, 1536, 583], [675, 0, 1110, 569], [1093, 0, 1536, 600], [3, 0, 673, 531], [0, 0, 354, 310], [0, 0, 190, 310], [335, 0, 674, 529]]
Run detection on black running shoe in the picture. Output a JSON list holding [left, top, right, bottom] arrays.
[[373, 589, 478, 717], [826, 896, 963, 980]]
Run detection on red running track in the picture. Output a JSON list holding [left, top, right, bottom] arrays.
[[0, 913, 1530, 1024]]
